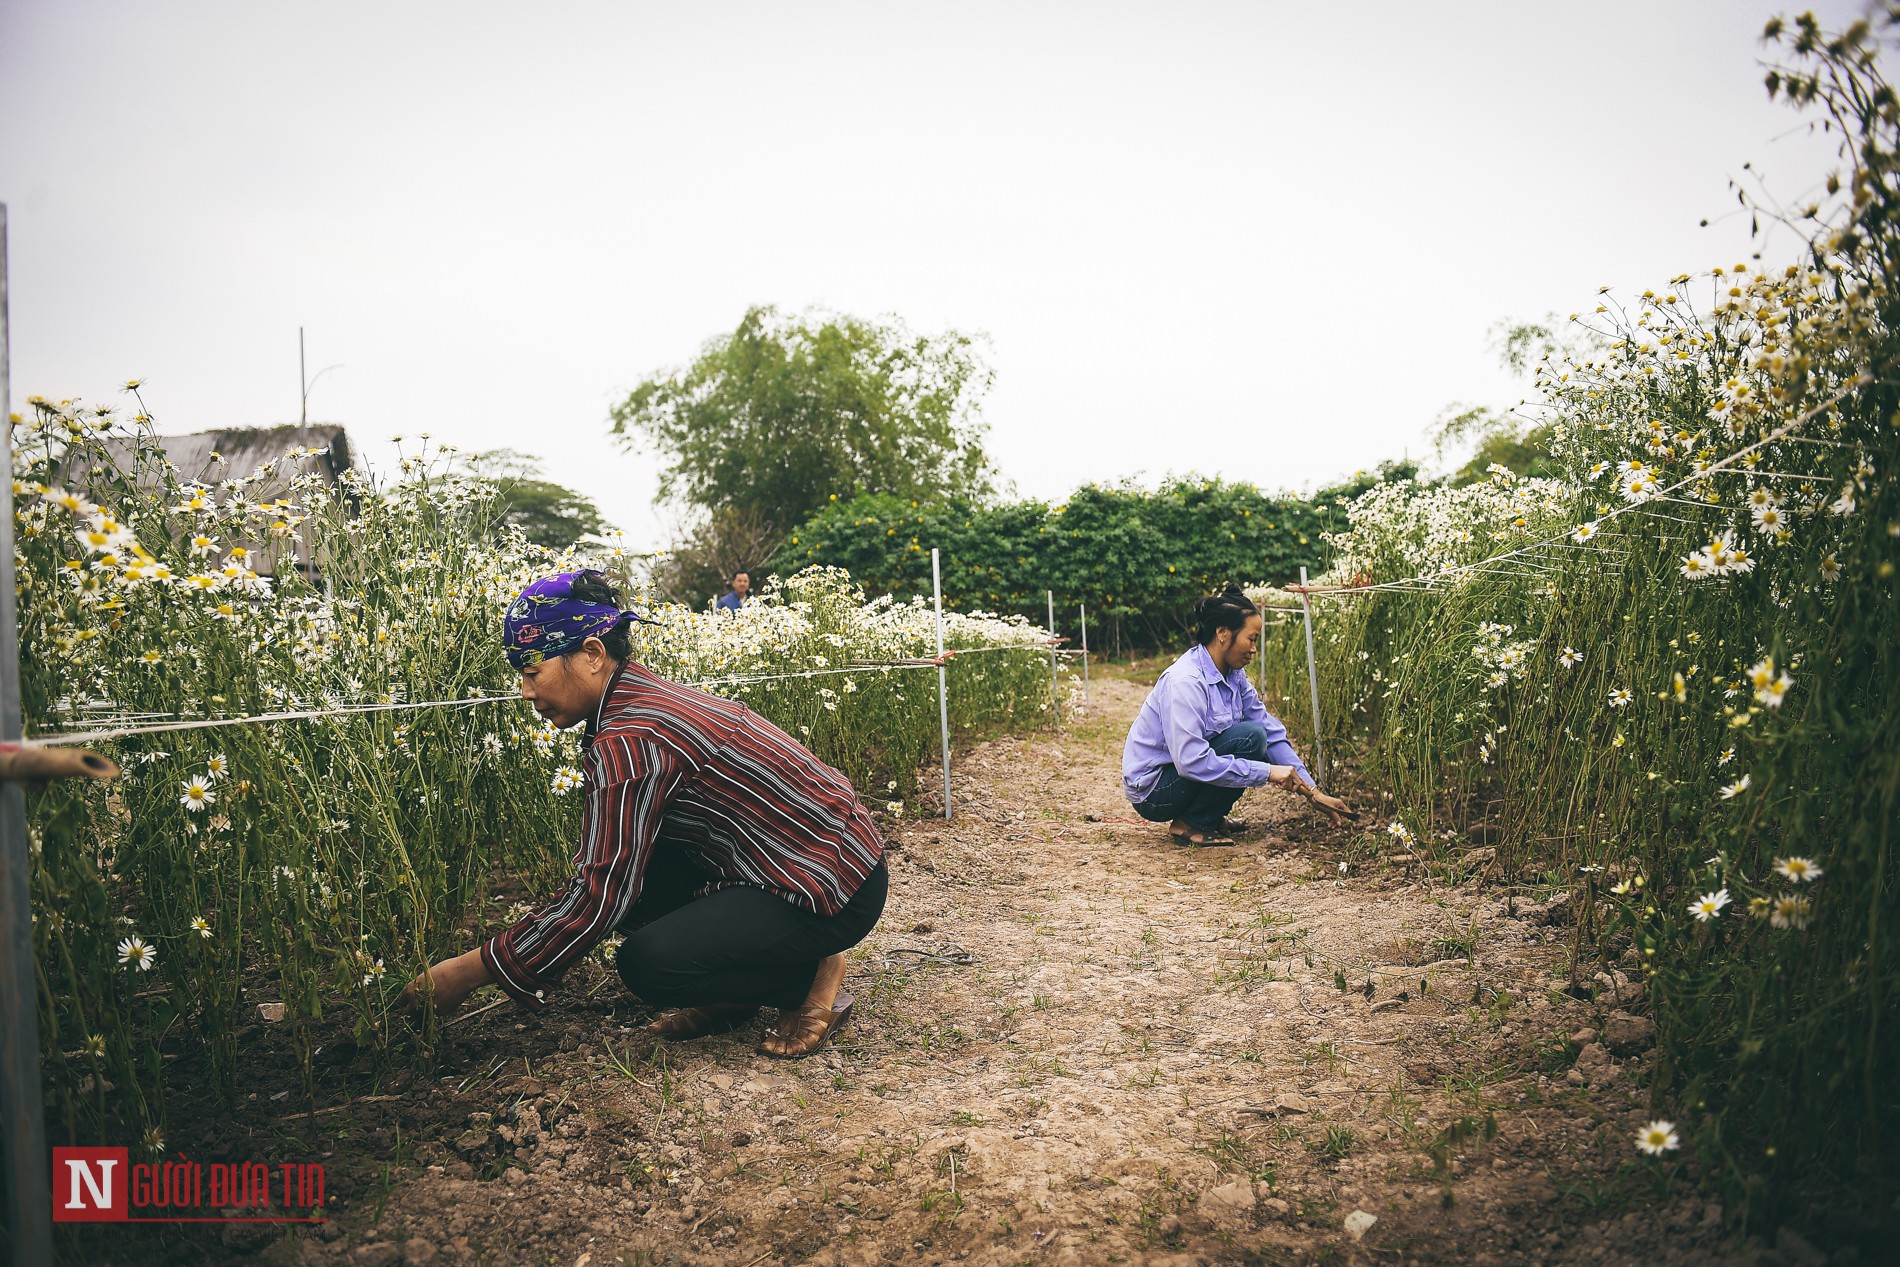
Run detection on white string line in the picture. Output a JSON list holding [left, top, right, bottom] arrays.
[[23, 646, 1071, 748], [26, 694, 521, 748], [677, 663, 931, 689], [1714, 469, 1837, 480], [1300, 370, 1873, 602]]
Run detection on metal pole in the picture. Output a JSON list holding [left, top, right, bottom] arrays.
[[932, 549, 952, 819], [1046, 591, 1060, 725], [1257, 600, 1267, 693], [1078, 603, 1090, 706], [1297, 566, 1325, 790], [0, 203, 54, 1267]]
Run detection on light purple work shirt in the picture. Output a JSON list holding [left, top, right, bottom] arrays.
[[1122, 644, 1315, 805]]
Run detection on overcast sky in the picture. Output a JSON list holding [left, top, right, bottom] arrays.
[[0, 1, 1869, 550]]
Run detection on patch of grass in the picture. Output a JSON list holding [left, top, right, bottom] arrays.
[[1297, 1041, 1345, 1073], [1313, 1124, 1357, 1165], [1430, 916, 1481, 963], [1425, 1112, 1496, 1175], [1194, 1129, 1277, 1185]]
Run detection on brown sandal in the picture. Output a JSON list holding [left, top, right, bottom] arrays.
[[760, 991, 854, 1059], [646, 1003, 758, 1040], [1173, 828, 1237, 848]]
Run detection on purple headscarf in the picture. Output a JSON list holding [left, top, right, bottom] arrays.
[[501, 569, 652, 670]]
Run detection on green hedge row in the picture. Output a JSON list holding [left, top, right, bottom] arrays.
[[770, 467, 1414, 649]]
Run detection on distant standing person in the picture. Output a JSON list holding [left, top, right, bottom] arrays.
[[716, 569, 751, 613], [1123, 584, 1356, 846]]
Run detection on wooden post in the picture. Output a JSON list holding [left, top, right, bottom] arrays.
[[932, 549, 952, 819], [0, 201, 53, 1267]]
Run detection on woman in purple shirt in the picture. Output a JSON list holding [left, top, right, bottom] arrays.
[[1123, 585, 1356, 845]]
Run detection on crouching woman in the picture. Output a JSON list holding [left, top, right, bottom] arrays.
[[402, 569, 886, 1058], [1123, 584, 1355, 846]]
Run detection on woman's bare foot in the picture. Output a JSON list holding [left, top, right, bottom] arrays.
[[760, 953, 851, 1058], [646, 1003, 757, 1040]]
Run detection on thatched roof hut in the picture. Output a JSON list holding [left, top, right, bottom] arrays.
[[72, 424, 356, 575], [127, 425, 354, 493]]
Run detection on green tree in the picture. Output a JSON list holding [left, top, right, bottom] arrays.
[[607, 306, 996, 534], [648, 507, 785, 608], [1429, 404, 1559, 485], [458, 449, 612, 549]]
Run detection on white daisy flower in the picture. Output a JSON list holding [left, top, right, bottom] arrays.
[[1688, 889, 1730, 922], [118, 936, 157, 971], [180, 776, 216, 812], [1635, 1121, 1679, 1155], [44, 489, 100, 518], [1773, 856, 1822, 884], [1769, 895, 1812, 930]]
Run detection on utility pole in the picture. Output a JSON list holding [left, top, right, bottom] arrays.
[[298, 331, 340, 427], [1, 201, 53, 1267]]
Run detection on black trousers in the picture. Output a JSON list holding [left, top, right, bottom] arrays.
[[614, 849, 888, 1011]]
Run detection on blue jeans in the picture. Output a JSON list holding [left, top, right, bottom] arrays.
[[1133, 722, 1269, 833]]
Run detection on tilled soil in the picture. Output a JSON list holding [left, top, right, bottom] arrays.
[[90, 670, 1761, 1267]]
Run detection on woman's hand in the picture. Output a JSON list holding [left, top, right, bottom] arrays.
[[1310, 791, 1357, 824], [1267, 764, 1300, 787], [398, 948, 493, 1018], [1283, 774, 1357, 824]]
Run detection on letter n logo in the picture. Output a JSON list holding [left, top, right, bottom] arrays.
[[52, 1147, 128, 1221]]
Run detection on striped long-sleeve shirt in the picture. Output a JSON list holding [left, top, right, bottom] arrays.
[[480, 659, 886, 1009]]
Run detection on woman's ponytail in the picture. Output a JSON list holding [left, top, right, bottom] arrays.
[[1192, 583, 1259, 646]]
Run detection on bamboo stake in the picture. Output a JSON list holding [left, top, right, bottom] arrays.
[[1047, 590, 1059, 726], [1079, 603, 1090, 706], [1298, 566, 1326, 790], [933, 549, 952, 819]]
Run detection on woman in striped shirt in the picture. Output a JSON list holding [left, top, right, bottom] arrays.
[[401, 570, 887, 1058]]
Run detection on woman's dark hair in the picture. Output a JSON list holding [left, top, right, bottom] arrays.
[[568, 571, 634, 660], [1192, 583, 1259, 646]]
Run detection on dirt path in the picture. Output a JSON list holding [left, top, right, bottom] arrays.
[[262, 669, 1735, 1267]]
